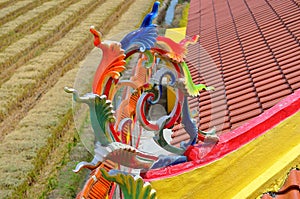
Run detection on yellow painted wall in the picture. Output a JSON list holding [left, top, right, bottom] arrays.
[[150, 110, 300, 199]]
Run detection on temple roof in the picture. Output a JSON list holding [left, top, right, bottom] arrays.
[[261, 169, 300, 199], [171, 0, 300, 145]]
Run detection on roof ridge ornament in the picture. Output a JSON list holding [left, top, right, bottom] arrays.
[[65, 1, 218, 198]]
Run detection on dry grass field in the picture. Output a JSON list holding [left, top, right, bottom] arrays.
[[0, 0, 156, 198]]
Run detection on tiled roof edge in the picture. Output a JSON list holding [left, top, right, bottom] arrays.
[[144, 89, 300, 180], [261, 169, 300, 199]]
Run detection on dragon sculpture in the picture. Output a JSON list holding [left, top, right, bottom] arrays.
[[65, 2, 218, 198]]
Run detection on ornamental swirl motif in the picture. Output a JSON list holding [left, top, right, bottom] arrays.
[[65, 1, 218, 198]]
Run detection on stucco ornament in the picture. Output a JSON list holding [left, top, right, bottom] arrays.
[[65, 1, 217, 198]]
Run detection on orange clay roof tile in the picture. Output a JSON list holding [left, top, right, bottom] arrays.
[[261, 169, 300, 199], [171, 0, 300, 146]]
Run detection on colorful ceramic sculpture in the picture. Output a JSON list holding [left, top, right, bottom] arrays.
[[65, 2, 216, 198]]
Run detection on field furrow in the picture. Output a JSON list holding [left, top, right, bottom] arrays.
[[0, 0, 33, 20], [0, 0, 134, 137], [0, 0, 157, 197], [0, 0, 65, 38], [0, 0, 79, 51], [0, 0, 18, 10], [0, 0, 51, 25], [0, 0, 104, 86], [0, 67, 78, 198]]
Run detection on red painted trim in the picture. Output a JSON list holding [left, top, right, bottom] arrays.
[[109, 123, 121, 143], [165, 101, 182, 129], [103, 78, 114, 96], [143, 89, 300, 180]]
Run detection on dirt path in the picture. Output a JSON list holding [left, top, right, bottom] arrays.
[[0, 0, 156, 198]]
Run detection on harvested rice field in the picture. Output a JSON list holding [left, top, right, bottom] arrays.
[[0, 0, 156, 198]]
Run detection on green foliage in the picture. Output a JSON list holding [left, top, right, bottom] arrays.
[[47, 177, 58, 190], [46, 141, 92, 199], [179, 3, 190, 27], [178, 0, 190, 3]]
